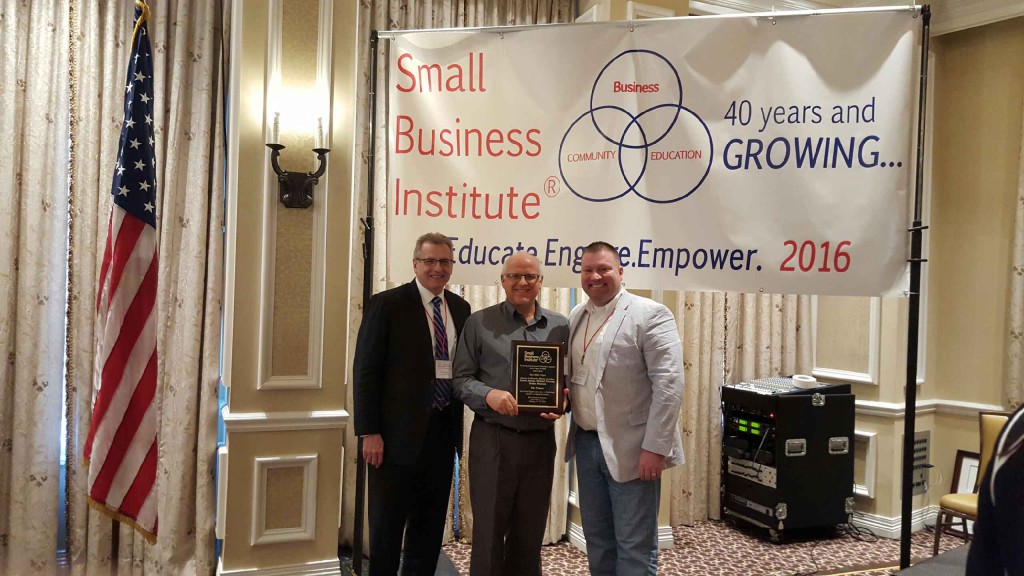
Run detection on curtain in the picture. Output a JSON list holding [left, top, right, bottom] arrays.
[[65, 2, 132, 573], [347, 0, 574, 548], [1006, 102, 1024, 411], [66, 1, 226, 574], [670, 292, 811, 526], [0, 1, 72, 574]]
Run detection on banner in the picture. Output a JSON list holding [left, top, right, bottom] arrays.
[[385, 10, 919, 296]]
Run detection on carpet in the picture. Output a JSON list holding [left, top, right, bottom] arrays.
[[438, 520, 965, 576]]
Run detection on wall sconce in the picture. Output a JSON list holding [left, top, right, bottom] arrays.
[[266, 144, 329, 209], [266, 113, 329, 209]]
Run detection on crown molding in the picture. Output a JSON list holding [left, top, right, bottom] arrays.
[[931, 0, 1024, 36], [688, 0, 839, 14]]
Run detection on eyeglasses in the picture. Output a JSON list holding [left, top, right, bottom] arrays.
[[415, 258, 455, 268], [503, 273, 542, 284]]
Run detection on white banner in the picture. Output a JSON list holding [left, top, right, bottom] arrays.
[[385, 10, 919, 296]]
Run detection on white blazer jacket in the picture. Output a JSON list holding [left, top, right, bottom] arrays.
[[565, 290, 685, 482]]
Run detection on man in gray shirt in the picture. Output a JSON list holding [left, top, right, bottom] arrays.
[[453, 251, 569, 576]]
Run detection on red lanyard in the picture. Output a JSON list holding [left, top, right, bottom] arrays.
[[582, 305, 616, 362]]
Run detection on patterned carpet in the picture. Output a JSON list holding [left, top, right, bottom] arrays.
[[440, 520, 967, 576]]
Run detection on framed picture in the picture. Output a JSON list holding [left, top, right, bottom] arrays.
[[948, 449, 980, 535], [951, 449, 981, 493]]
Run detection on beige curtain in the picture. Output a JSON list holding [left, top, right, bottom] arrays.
[[66, 1, 226, 574], [670, 292, 811, 526], [347, 0, 575, 549], [0, 1, 72, 574], [1006, 102, 1024, 411]]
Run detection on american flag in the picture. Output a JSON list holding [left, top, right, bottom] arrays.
[[84, 2, 159, 542]]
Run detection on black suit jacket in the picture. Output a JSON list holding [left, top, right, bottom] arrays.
[[353, 280, 471, 466]]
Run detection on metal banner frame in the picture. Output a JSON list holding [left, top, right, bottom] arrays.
[[354, 5, 931, 572]]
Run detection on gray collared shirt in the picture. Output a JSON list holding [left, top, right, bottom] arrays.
[[453, 300, 569, 431]]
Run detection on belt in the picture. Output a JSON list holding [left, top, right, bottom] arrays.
[[475, 414, 551, 435]]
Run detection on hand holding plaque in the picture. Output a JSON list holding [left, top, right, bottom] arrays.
[[511, 340, 566, 414]]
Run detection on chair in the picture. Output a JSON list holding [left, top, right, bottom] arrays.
[[932, 410, 1010, 555]]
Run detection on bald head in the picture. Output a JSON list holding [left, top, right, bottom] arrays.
[[502, 251, 543, 276]]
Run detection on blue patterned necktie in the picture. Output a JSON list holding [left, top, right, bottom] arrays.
[[430, 296, 451, 410]]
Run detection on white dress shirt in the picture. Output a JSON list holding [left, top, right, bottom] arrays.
[[571, 289, 624, 431], [415, 279, 455, 357]]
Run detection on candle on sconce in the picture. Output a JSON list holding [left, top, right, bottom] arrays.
[[272, 112, 280, 145], [316, 117, 325, 149]]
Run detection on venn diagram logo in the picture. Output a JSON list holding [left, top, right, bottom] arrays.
[[559, 50, 713, 204]]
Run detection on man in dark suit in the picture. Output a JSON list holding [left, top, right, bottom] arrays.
[[353, 232, 472, 576]]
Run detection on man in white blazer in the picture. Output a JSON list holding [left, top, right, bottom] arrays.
[[566, 241, 685, 576]]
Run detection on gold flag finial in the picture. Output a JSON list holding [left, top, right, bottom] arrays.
[[131, 1, 151, 46]]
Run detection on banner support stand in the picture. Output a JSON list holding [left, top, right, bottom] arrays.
[[365, 6, 930, 570], [900, 4, 931, 570], [351, 28, 381, 576]]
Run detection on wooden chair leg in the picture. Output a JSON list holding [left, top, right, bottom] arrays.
[[933, 510, 944, 556]]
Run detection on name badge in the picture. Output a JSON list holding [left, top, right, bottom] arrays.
[[571, 365, 588, 385], [435, 360, 453, 379]]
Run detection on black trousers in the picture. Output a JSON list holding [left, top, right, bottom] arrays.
[[367, 409, 455, 576], [468, 418, 556, 576]]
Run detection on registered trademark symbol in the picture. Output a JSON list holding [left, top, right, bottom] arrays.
[[545, 176, 560, 197]]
